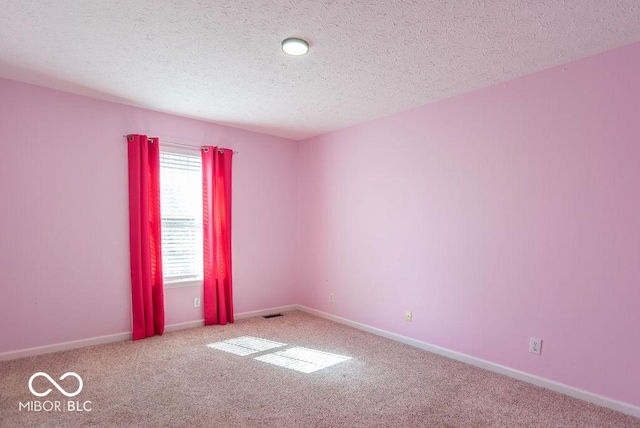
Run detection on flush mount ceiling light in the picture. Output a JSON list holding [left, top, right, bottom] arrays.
[[281, 38, 309, 56]]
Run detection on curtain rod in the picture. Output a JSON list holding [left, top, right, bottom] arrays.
[[123, 135, 238, 154]]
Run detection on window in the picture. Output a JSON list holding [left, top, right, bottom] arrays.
[[159, 148, 203, 287]]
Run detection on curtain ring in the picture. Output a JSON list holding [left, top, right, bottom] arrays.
[[202, 147, 209, 153]]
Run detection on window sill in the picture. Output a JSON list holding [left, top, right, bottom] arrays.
[[164, 279, 203, 289]]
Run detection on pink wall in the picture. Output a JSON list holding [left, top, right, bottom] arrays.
[[0, 78, 298, 353], [297, 43, 640, 407]]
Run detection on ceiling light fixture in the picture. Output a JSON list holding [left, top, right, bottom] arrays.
[[281, 38, 309, 56]]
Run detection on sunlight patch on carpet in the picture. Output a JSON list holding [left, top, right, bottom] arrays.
[[255, 347, 351, 373], [207, 336, 286, 356]]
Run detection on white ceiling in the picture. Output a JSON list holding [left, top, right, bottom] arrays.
[[1, 1, 639, 141]]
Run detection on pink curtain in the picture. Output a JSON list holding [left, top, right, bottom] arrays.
[[126, 134, 165, 340], [202, 147, 234, 325]]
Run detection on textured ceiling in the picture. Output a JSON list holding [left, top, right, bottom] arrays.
[[1, 1, 639, 141]]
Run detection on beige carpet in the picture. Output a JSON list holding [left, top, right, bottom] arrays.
[[1, 311, 638, 427]]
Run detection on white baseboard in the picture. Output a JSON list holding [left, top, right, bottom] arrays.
[[235, 304, 298, 320], [296, 305, 640, 419], [163, 305, 298, 329], [0, 304, 299, 362], [0, 331, 132, 362], [164, 320, 205, 332], [2, 304, 638, 418]]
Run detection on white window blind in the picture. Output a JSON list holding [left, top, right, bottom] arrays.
[[159, 150, 203, 285]]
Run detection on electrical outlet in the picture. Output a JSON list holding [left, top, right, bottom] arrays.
[[405, 310, 412, 322], [529, 337, 542, 355], [193, 297, 201, 308], [329, 293, 334, 303]]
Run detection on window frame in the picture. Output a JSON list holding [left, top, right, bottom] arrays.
[[159, 144, 204, 289]]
